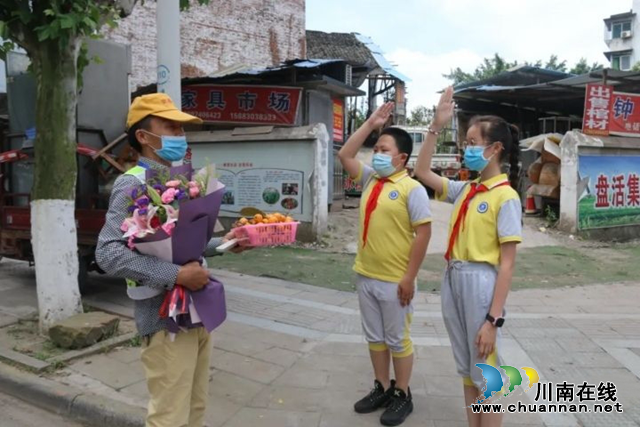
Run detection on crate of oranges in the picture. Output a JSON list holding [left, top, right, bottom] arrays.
[[232, 212, 299, 247]]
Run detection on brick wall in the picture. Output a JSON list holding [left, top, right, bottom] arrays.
[[104, 0, 306, 91]]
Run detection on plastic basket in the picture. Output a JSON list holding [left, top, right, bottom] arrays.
[[233, 222, 299, 247]]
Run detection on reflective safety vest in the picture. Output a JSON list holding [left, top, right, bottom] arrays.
[[123, 165, 165, 300]]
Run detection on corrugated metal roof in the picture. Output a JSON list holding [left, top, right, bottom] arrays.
[[454, 66, 572, 91], [191, 59, 346, 79], [353, 33, 410, 82], [544, 69, 640, 87], [453, 68, 640, 117]]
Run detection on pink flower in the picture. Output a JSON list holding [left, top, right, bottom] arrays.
[[166, 180, 181, 188], [189, 186, 200, 198], [127, 235, 136, 250], [161, 188, 177, 204], [162, 222, 176, 236], [121, 221, 130, 232], [188, 181, 198, 188]]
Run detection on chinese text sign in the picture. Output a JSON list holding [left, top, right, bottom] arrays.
[[182, 85, 302, 125], [578, 154, 640, 230]]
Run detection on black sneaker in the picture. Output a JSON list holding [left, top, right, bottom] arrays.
[[380, 387, 413, 426], [354, 380, 396, 414]]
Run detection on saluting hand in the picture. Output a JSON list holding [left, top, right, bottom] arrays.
[[432, 86, 455, 131], [367, 102, 395, 130]]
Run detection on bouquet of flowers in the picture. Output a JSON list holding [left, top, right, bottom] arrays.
[[121, 163, 227, 335]]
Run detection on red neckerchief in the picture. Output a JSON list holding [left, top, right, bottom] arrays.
[[445, 180, 511, 261], [362, 177, 390, 247]]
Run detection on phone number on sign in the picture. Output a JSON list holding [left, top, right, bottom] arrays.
[[230, 112, 278, 122]]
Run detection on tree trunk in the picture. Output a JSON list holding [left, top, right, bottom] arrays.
[[30, 37, 83, 333]]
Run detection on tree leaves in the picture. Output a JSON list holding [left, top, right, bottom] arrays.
[[407, 106, 434, 127], [444, 54, 606, 85], [0, 0, 212, 50]]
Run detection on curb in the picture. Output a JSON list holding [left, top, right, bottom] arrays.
[[0, 363, 145, 426]]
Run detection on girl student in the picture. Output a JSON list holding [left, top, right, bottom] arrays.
[[414, 87, 522, 427]]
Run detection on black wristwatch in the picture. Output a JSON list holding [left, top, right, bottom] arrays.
[[486, 313, 505, 328]]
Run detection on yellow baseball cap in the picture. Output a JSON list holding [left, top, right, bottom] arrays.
[[126, 93, 203, 129]]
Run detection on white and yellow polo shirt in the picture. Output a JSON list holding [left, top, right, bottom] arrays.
[[352, 163, 432, 283], [437, 173, 522, 266]]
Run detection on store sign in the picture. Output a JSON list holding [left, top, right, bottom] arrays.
[[582, 83, 640, 137], [333, 99, 344, 142], [181, 84, 302, 125], [578, 154, 640, 230], [582, 83, 613, 136], [609, 91, 640, 136]]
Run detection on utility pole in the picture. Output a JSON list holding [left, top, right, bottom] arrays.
[[156, 0, 181, 110]]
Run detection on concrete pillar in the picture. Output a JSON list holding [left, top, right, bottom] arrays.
[[156, 0, 181, 108]]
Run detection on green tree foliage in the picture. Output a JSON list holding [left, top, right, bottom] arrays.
[[407, 105, 434, 126], [445, 54, 605, 85]]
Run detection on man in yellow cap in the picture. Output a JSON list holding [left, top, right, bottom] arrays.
[[96, 93, 240, 427]]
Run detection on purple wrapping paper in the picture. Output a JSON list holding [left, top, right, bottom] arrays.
[[131, 164, 227, 333]]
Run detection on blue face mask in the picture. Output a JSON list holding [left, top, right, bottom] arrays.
[[372, 153, 399, 177], [145, 131, 188, 162], [464, 146, 493, 172]]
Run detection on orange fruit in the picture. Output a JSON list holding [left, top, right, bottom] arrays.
[[285, 216, 294, 223], [239, 217, 249, 225], [254, 214, 263, 223]]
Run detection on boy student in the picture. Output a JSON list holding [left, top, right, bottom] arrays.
[[415, 87, 522, 427], [96, 93, 243, 427], [338, 102, 432, 426]]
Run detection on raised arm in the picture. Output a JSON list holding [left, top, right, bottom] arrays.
[[338, 102, 394, 178], [414, 87, 455, 194]]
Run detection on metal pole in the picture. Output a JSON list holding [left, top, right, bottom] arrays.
[[156, 0, 181, 110]]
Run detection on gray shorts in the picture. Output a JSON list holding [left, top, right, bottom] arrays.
[[441, 261, 508, 390], [357, 274, 414, 357]]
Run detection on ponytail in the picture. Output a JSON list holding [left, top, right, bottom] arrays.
[[507, 124, 521, 189], [468, 115, 522, 189]]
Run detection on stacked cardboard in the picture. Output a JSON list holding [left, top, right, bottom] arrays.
[[524, 135, 561, 199]]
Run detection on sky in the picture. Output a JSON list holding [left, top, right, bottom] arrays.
[[306, 0, 631, 112]]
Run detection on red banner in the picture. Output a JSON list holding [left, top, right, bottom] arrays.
[[583, 83, 613, 136], [333, 99, 344, 142], [181, 85, 302, 125], [609, 91, 640, 137]]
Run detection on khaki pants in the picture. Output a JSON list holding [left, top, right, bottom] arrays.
[[141, 327, 212, 427]]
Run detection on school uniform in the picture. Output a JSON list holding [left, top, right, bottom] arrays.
[[436, 173, 522, 390], [353, 163, 432, 358]]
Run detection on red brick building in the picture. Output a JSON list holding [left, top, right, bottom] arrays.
[[104, 0, 306, 91]]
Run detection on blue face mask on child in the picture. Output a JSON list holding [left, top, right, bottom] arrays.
[[372, 153, 399, 177], [144, 131, 188, 162], [464, 145, 495, 172]]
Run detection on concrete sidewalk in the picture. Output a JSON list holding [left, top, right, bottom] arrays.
[[1, 259, 640, 427]]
